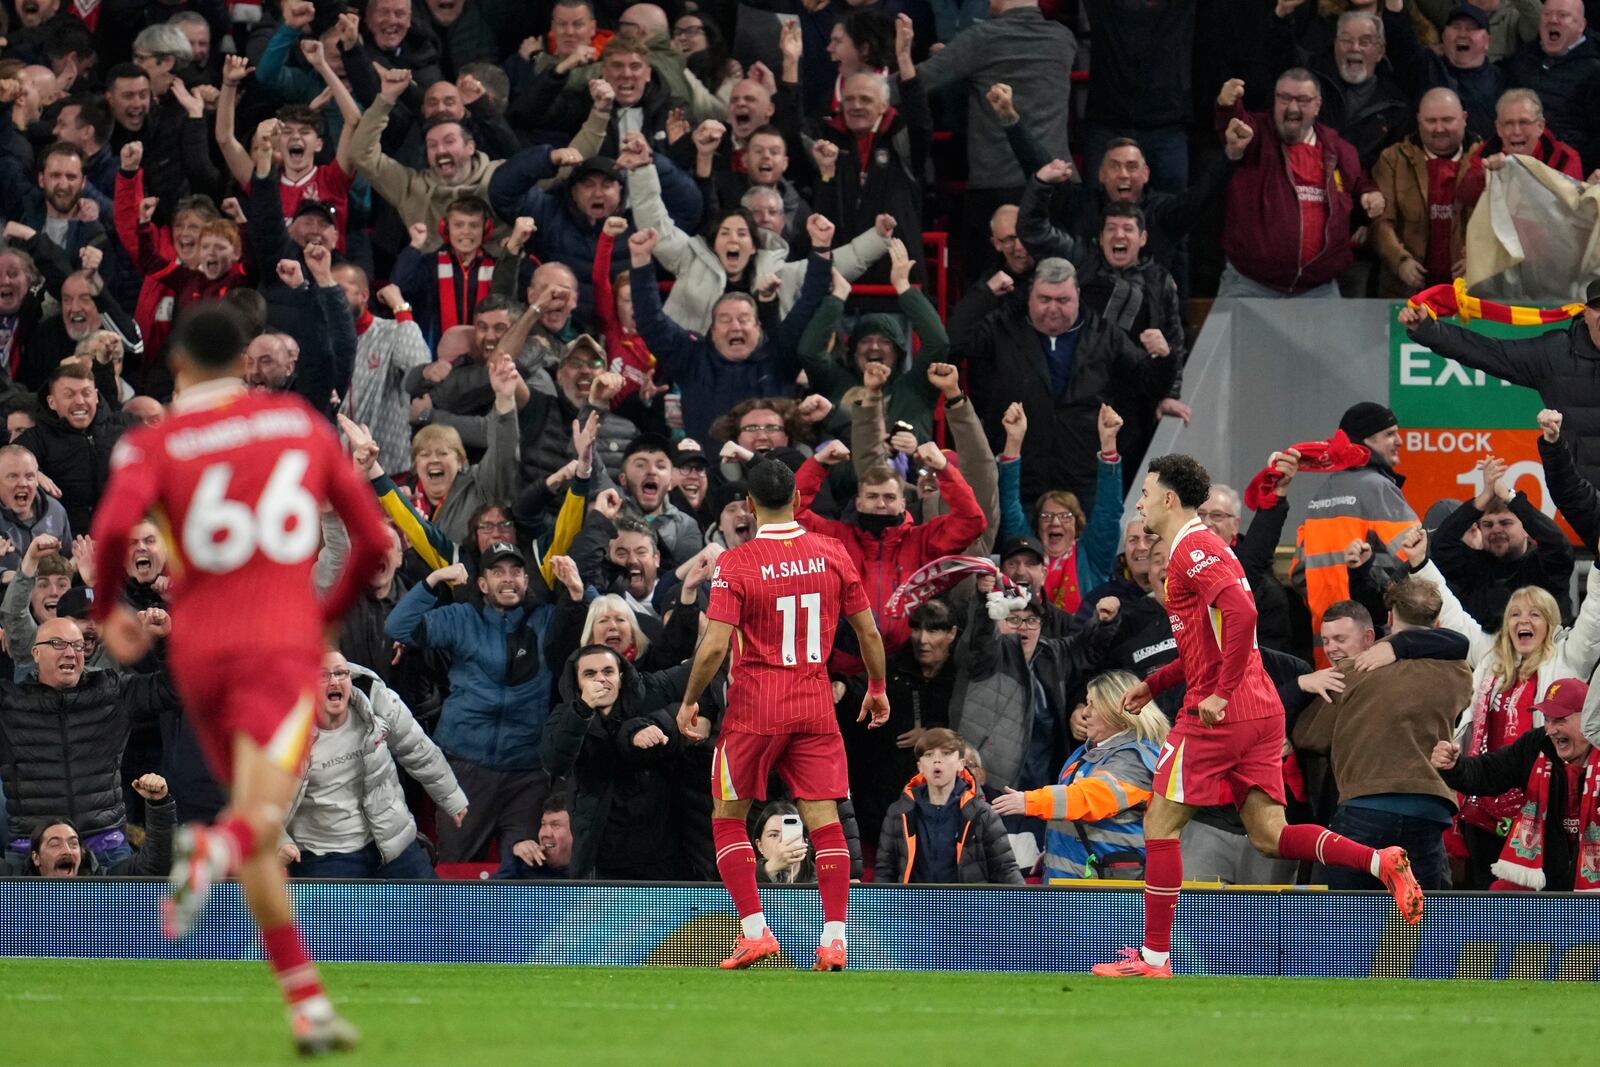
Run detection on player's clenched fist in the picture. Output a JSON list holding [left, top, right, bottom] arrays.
[[1430, 741, 1460, 770], [1120, 679, 1153, 712]]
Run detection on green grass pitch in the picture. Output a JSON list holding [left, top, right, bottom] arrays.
[[1, 958, 1588, 1067]]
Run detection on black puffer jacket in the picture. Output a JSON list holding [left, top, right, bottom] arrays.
[[541, 649, 690, 879], [0, 669, 176, 837], [875, 768, 1023, 884], [15, 365, 138, 536]]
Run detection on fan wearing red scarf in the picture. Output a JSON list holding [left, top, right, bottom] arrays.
[[1433, 678, 1600, 893], [391, 198, 520, 345]]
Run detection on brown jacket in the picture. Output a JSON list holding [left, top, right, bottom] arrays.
[[1292, 648, 1473, 806], [1370, 134, 1485, 298]]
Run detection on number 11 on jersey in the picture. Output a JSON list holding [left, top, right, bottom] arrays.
[[776, 593, 821, 666]]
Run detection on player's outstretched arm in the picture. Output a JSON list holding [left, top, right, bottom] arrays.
[[847, 608, 889, 728], [677, 618, 734, 740]]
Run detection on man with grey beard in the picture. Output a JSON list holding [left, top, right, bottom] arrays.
[[1310, 11, 1411, 170]]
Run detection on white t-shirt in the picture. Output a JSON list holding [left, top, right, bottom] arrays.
[[290, 716, 371, 855]]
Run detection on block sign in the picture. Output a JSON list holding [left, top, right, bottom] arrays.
[[1388, 306, 1579, 543]]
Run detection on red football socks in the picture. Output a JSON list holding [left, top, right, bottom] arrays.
[[213, 816, 257, 875], [261, 921, 324, 1007], [1277, 824, 1377, 875], [811, 821, 850, 927], [1142, 838, 1182, 956], [713, 817, 764, 920]]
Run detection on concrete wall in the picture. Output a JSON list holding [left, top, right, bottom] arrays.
[[1123, 298, 1397, 543]]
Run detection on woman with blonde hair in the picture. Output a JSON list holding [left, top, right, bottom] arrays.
[[1412, 531, 1600, 886], [991, 670, 1168, 881], [580, 594, 652, 663]]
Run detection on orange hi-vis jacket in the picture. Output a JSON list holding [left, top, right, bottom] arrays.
[[1293, 463, 1419, 665]]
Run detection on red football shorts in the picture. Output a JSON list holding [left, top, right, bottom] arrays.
[[711, 728, 849, 802], [1151, 713, 1286, 809], [168, 644, 321, 784]]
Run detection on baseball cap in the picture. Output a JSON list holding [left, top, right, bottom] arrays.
[[1444, 3, 1490, 29], [481, 542, 526, 569], [673, 439, 709, 469], [1000, 535, 1046, 564], [1585, 279, 1600, 309], [55, 586, 93, 620], [560, 334, 607, 368], [293, 198, 337, 225], [1532, 678, 1588, 720], [573, 156, 620, 183]]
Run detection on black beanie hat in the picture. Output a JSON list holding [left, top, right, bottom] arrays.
[[1338, 401, 1397, 443]]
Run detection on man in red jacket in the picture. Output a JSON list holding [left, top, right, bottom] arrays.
[[795, 438, 988, 663], [1214, 71, 1385, 298]]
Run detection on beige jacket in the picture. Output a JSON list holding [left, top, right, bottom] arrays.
[[351, 97, 609, 252]]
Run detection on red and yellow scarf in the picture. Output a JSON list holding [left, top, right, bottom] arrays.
[[1408, 278, 1585, 326]]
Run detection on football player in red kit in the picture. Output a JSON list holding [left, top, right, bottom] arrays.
[[677, 458, 890, 972], [1091, 454, 1424, 979], [89, 303, 389, 1054]]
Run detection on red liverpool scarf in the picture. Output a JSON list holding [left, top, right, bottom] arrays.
[[1460, 673, 1537, 834], [437, 252, 494, 332], [1243, 430, 1370, 512], [1408, 278, 1586, 326], [1042, 548, 1080, 612], [1491, 746, 1600, 891], [883, 555, 1023, 619]]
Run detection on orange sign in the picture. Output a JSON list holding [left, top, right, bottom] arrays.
[[1397, 428, 1579, 543]]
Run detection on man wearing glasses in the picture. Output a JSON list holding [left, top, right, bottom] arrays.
[[1214, 71, 1385, 298], [0, 615, 176, 872], [278, 652, 466, 879]]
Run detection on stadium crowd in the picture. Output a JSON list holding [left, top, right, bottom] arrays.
[[1, 0, 1600, 896]]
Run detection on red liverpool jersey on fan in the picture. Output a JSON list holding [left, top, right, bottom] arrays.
[[706, 519, 869, 734], [88, 382, 388, 653], [1147, 517, 1281, 722]]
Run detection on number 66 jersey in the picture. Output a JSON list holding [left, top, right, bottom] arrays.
[[705, 520, 869, 735], [89, 384, 389, 658]]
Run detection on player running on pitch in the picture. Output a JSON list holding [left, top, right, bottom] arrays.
[[677, 458, 890, 971], [1092, 454, 1424, 979], [89, 304, 390, 1053]]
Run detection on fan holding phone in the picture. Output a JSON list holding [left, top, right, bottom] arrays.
[[755, 801, 815, 883]]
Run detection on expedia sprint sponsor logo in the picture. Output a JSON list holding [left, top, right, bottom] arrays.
[[1308, 495, 1359, 511], [1185, 554, 1224, 579]]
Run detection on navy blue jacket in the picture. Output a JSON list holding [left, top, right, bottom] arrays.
[[630, 252, 831, 444]]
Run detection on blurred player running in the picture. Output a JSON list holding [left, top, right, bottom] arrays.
[[677, 457, 889, 971], [1092, 454, 1424, 979], [89, 304, 389, 1053]]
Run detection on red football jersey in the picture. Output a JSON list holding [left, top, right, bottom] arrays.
[[1158, 517, 1282, 723], [706, 519, 870, 734], [278, 162, 353, 248], [89, 382, 388, 656]]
